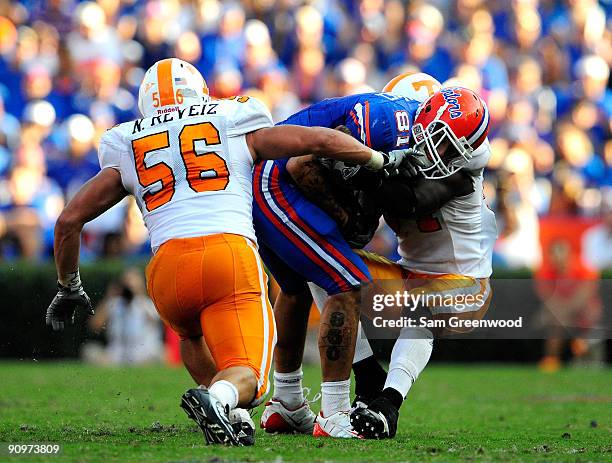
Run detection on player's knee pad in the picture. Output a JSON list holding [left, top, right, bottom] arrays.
[[308, 282, 326, 314], [353, 322, 374, 363], [309, 281, 367, 311]]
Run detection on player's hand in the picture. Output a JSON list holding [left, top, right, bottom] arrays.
[[342, 191, 383, 248], [46, 282, 94, 331], [398, 149, 430, 178], [381, 149, 411, 178], [344, 210, 381, 248]]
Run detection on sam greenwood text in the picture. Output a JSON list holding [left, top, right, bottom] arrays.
[[373, 317, 523, 329]]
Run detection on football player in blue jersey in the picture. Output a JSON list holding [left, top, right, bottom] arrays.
[[255, 81, 429, 438]]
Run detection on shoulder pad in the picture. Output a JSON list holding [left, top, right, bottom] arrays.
[[223, 96, 273, 136]]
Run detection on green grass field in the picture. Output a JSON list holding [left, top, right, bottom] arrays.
[[0, 362, 610, 462]]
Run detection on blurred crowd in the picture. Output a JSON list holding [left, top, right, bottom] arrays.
[[83, 268, 164, 364], [0, 0, 610, 269]]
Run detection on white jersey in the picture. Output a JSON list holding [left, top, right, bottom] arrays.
[[98, 97, 273, 249], [393, 139, 498, 278]]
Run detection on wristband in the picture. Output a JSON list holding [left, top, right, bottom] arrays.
[[364, 150, 384, 171], [59, 270, 82, 291]]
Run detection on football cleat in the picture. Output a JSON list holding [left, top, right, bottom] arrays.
[[229, 408, 256, 446], [313, 411, 363, 439], [180, 388, 240, 446], [351, 394, 375, 409], [260, 398, 317, 434], [350, 396, 399, 439]]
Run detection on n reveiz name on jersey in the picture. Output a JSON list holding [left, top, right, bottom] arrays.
[[131, 103, 219, 135]]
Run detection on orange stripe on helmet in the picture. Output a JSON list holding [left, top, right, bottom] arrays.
[[156, 59, 175, 107], [382, 72, 415, 92]]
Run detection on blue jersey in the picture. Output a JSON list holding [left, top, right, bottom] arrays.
[[278, 92, 421, 152], [253, 93, 421, 295]]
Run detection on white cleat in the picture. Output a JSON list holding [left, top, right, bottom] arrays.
[[229, 408, 255, 428], [260, 398, 317, 434], [313, 411, 364, 439], [229, 408, 256, 446]]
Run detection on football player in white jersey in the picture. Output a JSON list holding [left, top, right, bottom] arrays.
[[347, 78, 497, 438], [45, 58, 406, 446]]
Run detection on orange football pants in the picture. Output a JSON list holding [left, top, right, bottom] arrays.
[[145, 233, 276, 403], [356, 250, 492, 333]]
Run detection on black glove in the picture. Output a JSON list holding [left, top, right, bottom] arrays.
[[46, 282, 94, 331], [398, 149, 431, 178], [342, 191, 383, 248], [344, 211, 381, 248]]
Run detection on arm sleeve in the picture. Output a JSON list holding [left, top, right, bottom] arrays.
[[226, 96, 274, 137], [465, 137, 491, 171], [98, 129, 125, 171], [377, 170, 475, 218]]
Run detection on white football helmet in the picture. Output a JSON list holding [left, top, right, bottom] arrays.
[[138, 58, 209, 117], [382, 71, 441, 103]]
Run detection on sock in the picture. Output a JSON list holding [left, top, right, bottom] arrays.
[[320, 379, 351, 417], [380, 387, 404, 410], [384, 327, 433, 398], [209, 380, 239, 410], [273, 368, 305, 409], [352, 355, 386, 399]]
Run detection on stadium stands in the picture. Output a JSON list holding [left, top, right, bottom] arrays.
[[0, 0, 610, 266]]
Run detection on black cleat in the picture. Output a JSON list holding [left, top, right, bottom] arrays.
[[181, 388, 240, 446], [350, 396, 399, 439], [351, 394, 376, 409]]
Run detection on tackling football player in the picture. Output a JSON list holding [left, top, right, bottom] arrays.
[[45, 58, 403, 446], [305, 75, 496, 438]]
